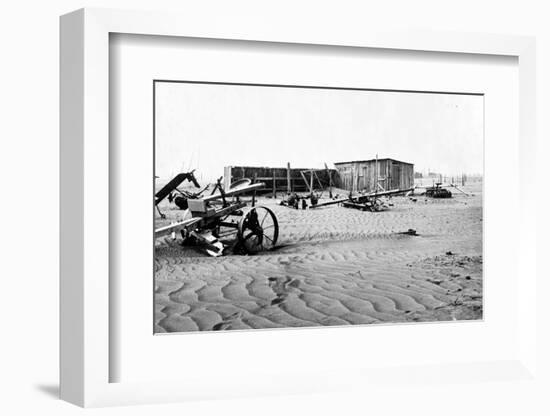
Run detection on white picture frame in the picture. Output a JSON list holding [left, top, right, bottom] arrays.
[[60, 8, 537, 407]]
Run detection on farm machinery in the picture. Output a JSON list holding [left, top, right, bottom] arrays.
[[154, 170, 208, 218], [280, 192, 320, 209], [422, 182, 453, 198], [155, 177, 279, 257], [311, 187, 414, 212]]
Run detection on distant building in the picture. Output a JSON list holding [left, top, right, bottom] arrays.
[[334, 158, 414, 192]]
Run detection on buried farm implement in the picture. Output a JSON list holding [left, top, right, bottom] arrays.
[[311, 187, 414, 212], [155, 179, 279, 257]]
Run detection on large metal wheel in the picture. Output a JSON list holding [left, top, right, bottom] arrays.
[[237, 206, 278, 254]]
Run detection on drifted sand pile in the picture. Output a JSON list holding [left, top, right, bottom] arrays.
[[155, 183, 483, 332]]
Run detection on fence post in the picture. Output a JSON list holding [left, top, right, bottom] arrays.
[[287, 162, 291, 193], [272, 171, 276, 199]]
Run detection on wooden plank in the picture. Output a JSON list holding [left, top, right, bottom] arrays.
[[375, 154, 378, 194], [300, 171, 312, 193], [253, 176, 295, 181], [342, 201, 369, 210], [154, 217, 202, 238], [287, 162, 291, 192], [366, 187, 414, 197], [223, 166, 232, 191], [313, 170, 323, 190], [324, 163, 333, 198], [202, 182, 265, 202], [311, 197, 350, 208]]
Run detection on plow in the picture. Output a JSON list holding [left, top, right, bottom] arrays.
[[155, 177, 279, 257]]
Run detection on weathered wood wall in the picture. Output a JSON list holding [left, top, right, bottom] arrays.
[[224, 165, 338, 195], [334, 159, 414, 192]]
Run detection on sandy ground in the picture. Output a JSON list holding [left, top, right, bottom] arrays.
[[154, 182, 483, 332]]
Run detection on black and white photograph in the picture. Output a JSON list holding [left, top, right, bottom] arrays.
[[3, 0, 545, 412], [154, 81, 483, 333]]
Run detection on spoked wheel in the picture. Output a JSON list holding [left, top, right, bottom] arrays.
[[237, 206, 279, 254]]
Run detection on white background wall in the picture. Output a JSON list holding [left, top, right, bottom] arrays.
[[0, 1, 548, 415]]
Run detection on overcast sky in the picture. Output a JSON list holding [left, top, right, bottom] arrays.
[[155, 82, 483, 182]]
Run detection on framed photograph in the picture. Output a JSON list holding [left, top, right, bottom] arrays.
[[60, 8, 537, 407]]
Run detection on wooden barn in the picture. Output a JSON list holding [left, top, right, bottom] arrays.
[[334, 158, 414, 193]]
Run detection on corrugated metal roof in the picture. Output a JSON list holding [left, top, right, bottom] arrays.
[[334, 158, 413, 166]]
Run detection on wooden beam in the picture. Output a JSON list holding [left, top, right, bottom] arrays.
[[450, 184, 468, 195], [287, 162, 291, 192], [300, 171, 312, 193], [313, 170, 323, 189], [375, 154, 378, 194], [324, 162, 333, 198], [154, 217, 201, 238], [223, 166, 232, 191], [202, 182, 265, 202], [253, 176, 298, 181], [311, 197, 350, 208]]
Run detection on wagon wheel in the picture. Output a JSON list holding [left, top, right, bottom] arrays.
[[237, 206, 279, 254]]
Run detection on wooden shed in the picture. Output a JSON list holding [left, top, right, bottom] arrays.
[[334, 158, 414, 193]]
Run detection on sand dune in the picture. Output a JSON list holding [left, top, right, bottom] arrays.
[[155, 183, 483, 332]]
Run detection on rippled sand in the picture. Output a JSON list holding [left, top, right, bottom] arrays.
[[154, 183, 483, 332]]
